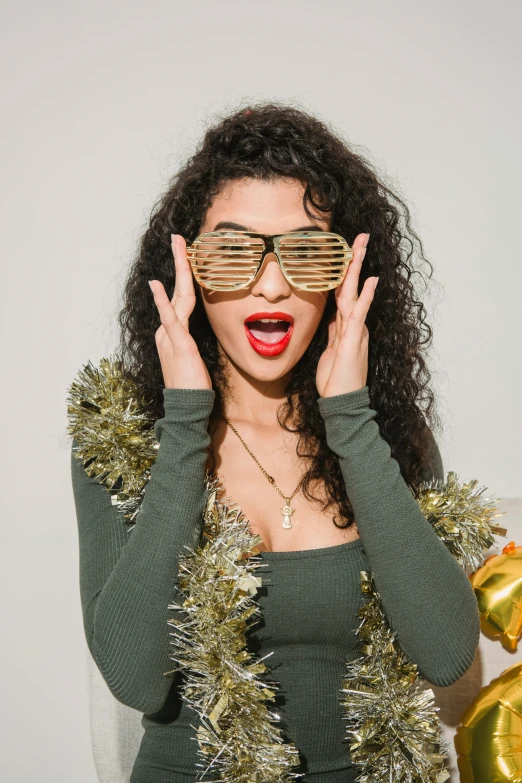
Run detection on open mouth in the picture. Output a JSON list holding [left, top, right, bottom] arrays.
[[245, 319, 291, 344]]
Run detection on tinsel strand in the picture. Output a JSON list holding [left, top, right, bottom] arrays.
[[341, 571, 451, 783], [166, 472, 304, 782], [66, 357, 157, 525], [340, 476, 505, 783]]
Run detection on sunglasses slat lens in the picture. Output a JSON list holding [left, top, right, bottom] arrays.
[[186, 230, 352, 291]]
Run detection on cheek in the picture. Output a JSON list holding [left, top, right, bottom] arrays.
[[301, 309, 326, 342], [202, 301, 237, 343], [301, 296, 329, 334]]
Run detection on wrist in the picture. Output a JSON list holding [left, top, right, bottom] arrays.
[[317, 385, 370, 417]]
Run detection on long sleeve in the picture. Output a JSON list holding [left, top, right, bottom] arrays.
[[317, 385, 481, 687], [70, 386, 216, 714]]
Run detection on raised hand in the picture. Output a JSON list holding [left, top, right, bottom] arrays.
[[148, 234, 213, 390], [315, 233, 378, 398]]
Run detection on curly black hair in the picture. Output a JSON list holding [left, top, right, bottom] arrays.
[[116, 99, 444, 531]]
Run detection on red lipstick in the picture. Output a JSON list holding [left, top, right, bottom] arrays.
[[244, 311, 294, 357]]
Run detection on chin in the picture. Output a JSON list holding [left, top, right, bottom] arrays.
[[221, 337, 312, 384]]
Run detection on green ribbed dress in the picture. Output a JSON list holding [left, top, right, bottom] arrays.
[[70, 384, 480, 782]]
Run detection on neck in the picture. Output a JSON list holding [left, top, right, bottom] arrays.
[[219, 355, 294, 428]]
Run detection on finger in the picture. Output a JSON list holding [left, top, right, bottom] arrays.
[[335, 233, 370, 318], [150, 279, 190, 345], [332, 233, 367, 342], [170, 235, 197, 320], [329, 301, 346, 352], [330, 308, 343, 354], [341, 276, 378, 337], [327, 315, 337, 347]]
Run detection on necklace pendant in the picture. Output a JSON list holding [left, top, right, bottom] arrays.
[[281, 501, 295, 529]]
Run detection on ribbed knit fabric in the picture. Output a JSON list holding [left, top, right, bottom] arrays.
[[70, 384, 481, 782]]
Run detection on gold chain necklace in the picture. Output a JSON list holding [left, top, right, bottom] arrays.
[[221, 413, 309, 529]]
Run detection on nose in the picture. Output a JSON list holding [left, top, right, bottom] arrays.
[[250, 251, 291, 298]]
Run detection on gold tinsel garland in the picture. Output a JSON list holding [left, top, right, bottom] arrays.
[[342, 572, 452, 783], [338, 475, 506, 783], [66, 358, 158, 525], [166, 472, 303, 782], [66, 356, 507, 783]]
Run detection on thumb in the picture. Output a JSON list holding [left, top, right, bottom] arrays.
[[327, 316, 337, 347]]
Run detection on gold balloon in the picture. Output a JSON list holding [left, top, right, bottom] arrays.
[[454, 661, 522, 782], [469, 542, 522, 652]]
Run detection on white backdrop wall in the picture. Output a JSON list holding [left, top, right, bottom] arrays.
[[2, 1, 520, 780]]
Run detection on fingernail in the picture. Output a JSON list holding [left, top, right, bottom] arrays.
[[373, 277, 379, 290], [364, 233, 370, 247], [148, 280, 155, 293], [171, 234, 177, 245]]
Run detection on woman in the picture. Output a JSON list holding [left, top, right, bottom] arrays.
[[70, 102, 480, 782]]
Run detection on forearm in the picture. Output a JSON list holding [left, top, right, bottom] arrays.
[[71, 387, 216, 713], [318, 386, 480, 687]]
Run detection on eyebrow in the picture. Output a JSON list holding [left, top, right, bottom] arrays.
[[212, 221, 325, 233]]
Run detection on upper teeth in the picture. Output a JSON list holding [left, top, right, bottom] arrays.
[[257, 318, 285, 323]]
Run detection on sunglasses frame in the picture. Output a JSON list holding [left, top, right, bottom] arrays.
[[185, 230, 354, 292]]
